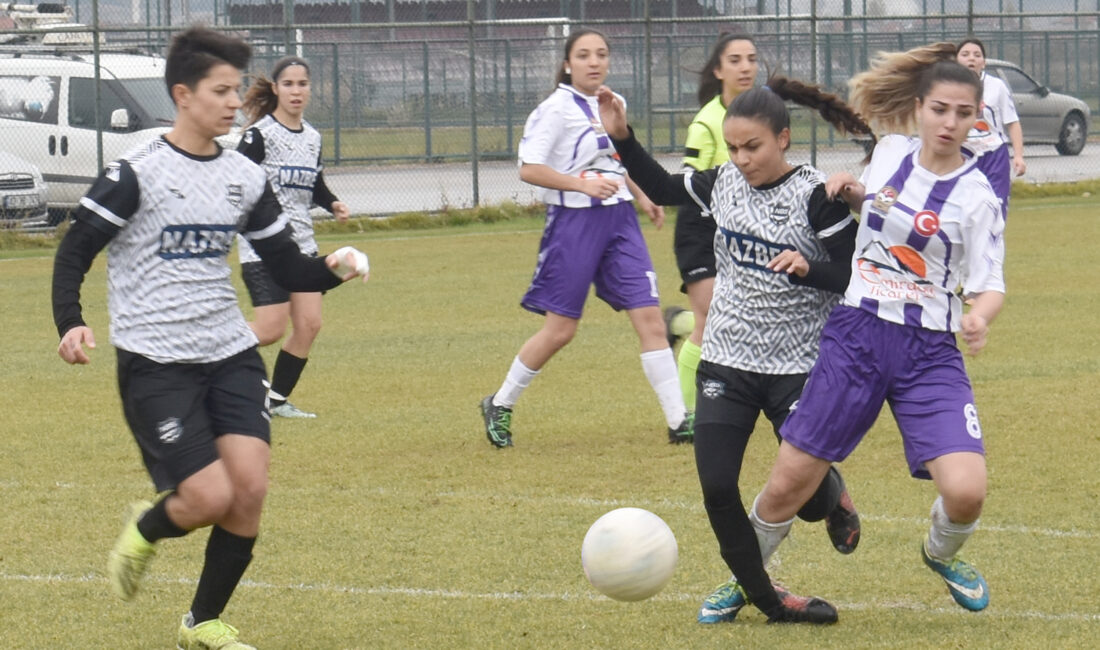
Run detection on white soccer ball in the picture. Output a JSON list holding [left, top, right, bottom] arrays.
[[581, 507, 678, 602]]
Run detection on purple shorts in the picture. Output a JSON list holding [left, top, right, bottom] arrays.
[[522, 201, 659, 319], [780, 306, 986, 479], [975, 143, 1011, 219]]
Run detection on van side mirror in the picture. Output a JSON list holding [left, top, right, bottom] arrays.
[[1037, 86, 1050, 98], [110, 108, 131, 130]]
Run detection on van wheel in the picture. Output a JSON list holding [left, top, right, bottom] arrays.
[[1055, 113, 1087, 156]]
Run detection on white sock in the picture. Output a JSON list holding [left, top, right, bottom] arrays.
[[493, 356, 539, 408], [640, 348, 686, 428], [749, 493, 795, 566], [925, 495, 978, 561]]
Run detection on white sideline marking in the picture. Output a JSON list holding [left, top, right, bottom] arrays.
[[2, 571, 1098, 623]]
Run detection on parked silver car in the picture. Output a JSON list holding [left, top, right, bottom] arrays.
[[984, 59, 1091, 156], [0, 151, 49, 229]]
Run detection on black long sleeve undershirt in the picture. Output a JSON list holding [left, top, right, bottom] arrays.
[[312, 170, 338, 212]]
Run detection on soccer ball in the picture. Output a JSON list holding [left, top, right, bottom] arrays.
[[580, 507, 678, 601]]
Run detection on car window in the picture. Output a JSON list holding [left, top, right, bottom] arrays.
[[69, 77, 130, 130], [997, 67, 1041, 95], [0, 75, 61, 124]]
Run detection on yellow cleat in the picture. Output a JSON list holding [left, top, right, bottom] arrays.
[[177, 614, 256, 650], [107, 500, 155, 600]]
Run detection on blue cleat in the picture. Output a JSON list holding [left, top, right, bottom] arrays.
[[921, 541, 990, 611], [697, 578, 747, 624]]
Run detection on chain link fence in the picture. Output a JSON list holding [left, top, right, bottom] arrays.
[[2, 0, 1098, 221]]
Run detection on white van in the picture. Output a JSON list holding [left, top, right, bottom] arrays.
[[0, 49, 175, 216]]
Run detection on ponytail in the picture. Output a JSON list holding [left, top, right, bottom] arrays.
[[727, 75, 876, 159], [241, 74, 277, 127], [847, 42, 957, 135]]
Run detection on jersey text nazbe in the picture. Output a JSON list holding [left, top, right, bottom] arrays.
[[159, 224, 238, 259]]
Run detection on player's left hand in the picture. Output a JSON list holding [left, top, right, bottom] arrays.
[[1012, 154, 1026, 177], [960, 312, 989, 356], [327, 246, 370, 282], [332, 201, 351, 223], [639, 197, 665, 229], [595, 86, 629, 139], [58, 325, 96, 365], [766, 249, 809, 278]]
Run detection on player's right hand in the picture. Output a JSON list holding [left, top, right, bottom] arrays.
[[578, 176, 621, 200], [58, 326, 96, 365]]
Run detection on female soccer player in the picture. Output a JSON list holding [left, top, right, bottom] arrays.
[[957, 37, 1026, 215], [237, 55, 350, 419], [666, 33, 758, 427], [52, 27, 369, 649], [479, 28, 690, 447], [597, 75, 872, 624], [749, 60, 1006, 613]]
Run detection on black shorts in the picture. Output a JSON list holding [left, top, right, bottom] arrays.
[[241, 260, 290, 307], [673, 202, 718, 291], [117, 347, 271, 492], [693, 360, 808, 440]]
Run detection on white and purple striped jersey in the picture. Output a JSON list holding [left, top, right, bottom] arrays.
[[237, 114, 325, 264], [518, 84, 634, 208], [966, 72, 1019, 155], [76, 137, 290, 363], [847, 135, 1006, 332]]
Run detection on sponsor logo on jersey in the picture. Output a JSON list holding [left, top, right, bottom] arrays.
[[718, 227, 795, 272], [156, 417, 183, 444], [872, 185, 897, 213], [770, 203, 791, 224], [226, 183, 243, 207], [105, 162, 121, 182], [856, 242, 935, 302], [913, 209, 940, 237], [243, 129, 253, 144], [278, 165, 318, 191], [159, 224, 237, 259]]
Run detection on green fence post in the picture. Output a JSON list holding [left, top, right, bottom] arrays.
[[505, 39, 514, 155], [667, 34, 675, 150], [424, 41, 432, 161], [333, 43, 342, 165]]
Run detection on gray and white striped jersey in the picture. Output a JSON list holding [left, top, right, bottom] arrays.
[[237, 114, 324, 264], [702, 164, 851, 374], [77, 136, 290, 364]]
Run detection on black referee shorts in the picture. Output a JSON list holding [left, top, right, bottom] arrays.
[[674, 202, 718, 292], [693, 360, 808, 440], [116, 346, 271, 492], [241, 260, 291, 307]]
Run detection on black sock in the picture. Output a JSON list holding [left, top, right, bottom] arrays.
[[694, 422, 781, 614], [189, 526, 256, 625], [269, 349, 308, 406], [136, 496, 188, 542], [796, 466, 843, 522]]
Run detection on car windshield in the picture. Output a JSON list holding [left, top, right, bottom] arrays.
[[116, 78, 177, 125]]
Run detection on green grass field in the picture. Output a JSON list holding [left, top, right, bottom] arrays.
[[1, 196, 1098, 648]]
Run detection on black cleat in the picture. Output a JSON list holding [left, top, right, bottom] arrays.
[[825, 471, 861, 554], [480, 395, 514, 448], [765, 584, 839, 625], [668, 413, 694, 444]]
